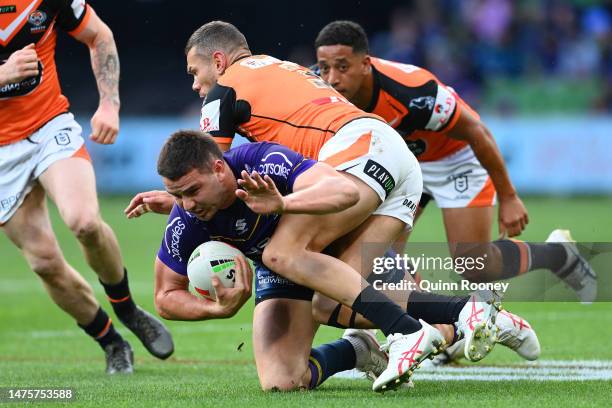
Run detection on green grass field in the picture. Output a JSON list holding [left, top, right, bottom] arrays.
[[1, 196, 612, 406]]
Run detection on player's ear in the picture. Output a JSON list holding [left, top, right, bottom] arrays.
[[212, 51, 228, 74], [361, 54, 371, 74], [212, 159, 226, 178]]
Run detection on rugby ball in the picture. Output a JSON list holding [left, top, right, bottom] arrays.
[[187, 241, 245, 301]]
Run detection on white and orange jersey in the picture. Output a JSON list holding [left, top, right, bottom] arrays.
[[366, 57, 480, 162], [200, 55, 380, 159], [0, 0, 91, 145]]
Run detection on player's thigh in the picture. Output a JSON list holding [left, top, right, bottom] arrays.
[[39, 157, 101, 232], [2, 183, 63, 276], [442, 206, 494, 259], [30, 114, 101, 231], [253, 298, 317, 390]]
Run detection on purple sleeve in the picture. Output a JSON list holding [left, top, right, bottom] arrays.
[[255, 144, 317, 194], [157, 204, 210, 276]]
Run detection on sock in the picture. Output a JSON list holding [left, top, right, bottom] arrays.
[[530, 243, 567, 272], [452, 324, 463, 344], [79, 307, 123, 348], [406, 292, 469, 324], [308, 339, 356, 389], [326, 304, 359, 328], [493, 240, 567, 279], [351, 286, 422, 336], [100, 268, 137, 318]]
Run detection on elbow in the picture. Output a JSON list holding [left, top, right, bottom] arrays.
[[154, 292, 173, 320]]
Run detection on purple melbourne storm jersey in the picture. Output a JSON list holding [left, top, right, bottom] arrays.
[[157, 142, 316, 275]]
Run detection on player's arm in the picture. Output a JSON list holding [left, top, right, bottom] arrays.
[[154, 255, 253, 320], [0, 44, 38, 86], [447, 108, 528, 237], [70, 8, 120, 145], [236, 162, 359, 215]]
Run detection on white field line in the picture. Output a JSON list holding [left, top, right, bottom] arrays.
[[334, 361, 612, 382]]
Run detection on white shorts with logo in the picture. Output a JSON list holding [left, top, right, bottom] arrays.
[[420, 146, 496, 209], [0, 113, 87, 224], [317, 117, 422, 227]]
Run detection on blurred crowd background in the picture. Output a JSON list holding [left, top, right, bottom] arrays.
[[58, 0, 611, 116], [52, 0, 611, 194]]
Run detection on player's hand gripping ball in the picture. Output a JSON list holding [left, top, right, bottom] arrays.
[[187, 241, 251, 301]]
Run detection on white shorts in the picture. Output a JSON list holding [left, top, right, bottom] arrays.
[[420, 146, 496, 208], [0, 113, 89, 224], [318, 118, 422, 227]]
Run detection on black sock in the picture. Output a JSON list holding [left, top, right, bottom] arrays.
[[493, 240, 567, 279], [530, 243, 567, 272], [326, 304, 358, 328], [406, 292, 469, 324], [79, 307, 123, 348], [100, 268, 137, 318], [308, 339, 356, 389], [351, 286, 422, 336]]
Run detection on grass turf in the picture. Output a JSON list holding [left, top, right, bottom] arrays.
[[1, 196, 611, 406]]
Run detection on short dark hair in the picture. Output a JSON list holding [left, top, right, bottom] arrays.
[[186, 20, 250, 57], [315, 20, 369, 54], [157, 130, 224, 181]]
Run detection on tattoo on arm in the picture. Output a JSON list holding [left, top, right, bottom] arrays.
[[91, 37, 120, 108]]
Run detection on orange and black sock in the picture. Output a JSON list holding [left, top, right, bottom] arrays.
[[79, 307, 122, 348], [100, 268, 137, 319]]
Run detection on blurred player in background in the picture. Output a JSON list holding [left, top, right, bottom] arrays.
[[313, 20, 596, 302], [0, 0, 173, 374]]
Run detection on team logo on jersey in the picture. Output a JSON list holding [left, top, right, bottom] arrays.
[[364, 159, 395, 197], [28, 10, 46, 26], [28, 10, 47, 33], [409, 96, 435, 111], [0, 5, 17, 14], [235, 219, 248, 235]]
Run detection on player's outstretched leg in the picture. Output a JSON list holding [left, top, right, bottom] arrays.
[[546, 229, 597, 303], [2, 184, 133, 374], [40, 157, 174, 359]]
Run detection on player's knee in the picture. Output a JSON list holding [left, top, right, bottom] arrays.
[[262, 246, 296, 277], [259, 371, 308, 392], [67, 212, 102, 242]]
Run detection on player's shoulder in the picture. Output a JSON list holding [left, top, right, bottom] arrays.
[[226, 142, 295, 164], [371, 57, 438, 87], [221, 55, 283, 83]]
